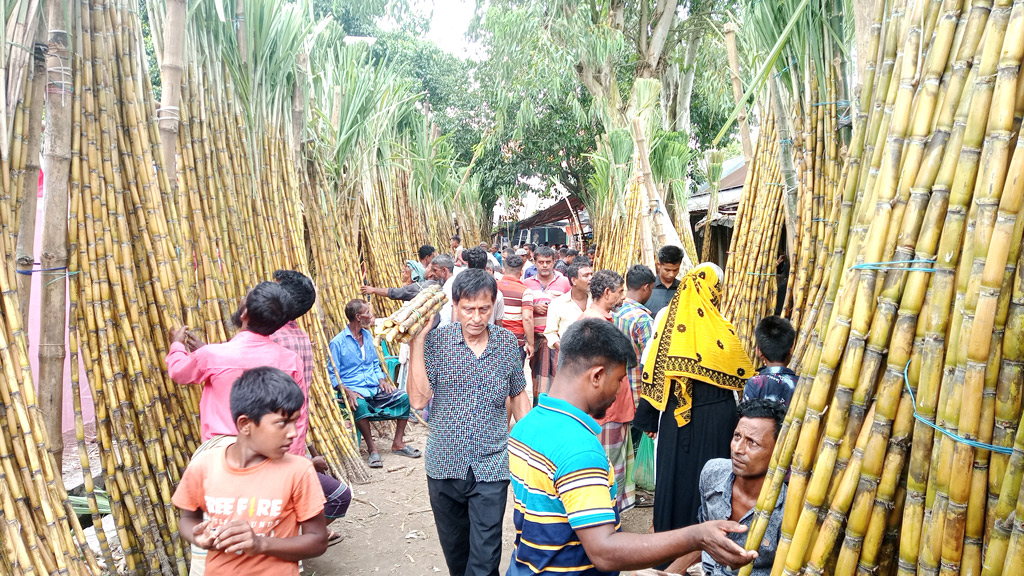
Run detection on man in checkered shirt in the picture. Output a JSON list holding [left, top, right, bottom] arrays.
[[408, 268, 532, 576]]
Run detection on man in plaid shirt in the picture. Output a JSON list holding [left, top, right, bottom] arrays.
[[612, 265, 657, 471], [271, 270, 317, 456]]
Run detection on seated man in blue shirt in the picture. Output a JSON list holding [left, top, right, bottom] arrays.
[[666, 399, 787, 576], [743, 316, 798, 409], [508, 318, 756, 575], [329, 299, 421, 468]]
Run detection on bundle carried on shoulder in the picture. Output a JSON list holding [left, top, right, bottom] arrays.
[[374, 284, 447, 344]]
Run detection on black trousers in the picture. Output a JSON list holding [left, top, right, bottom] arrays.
[[427, 469, 508, 576]]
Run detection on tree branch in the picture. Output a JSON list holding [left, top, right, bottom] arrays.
[[647, 0, 680, 69]]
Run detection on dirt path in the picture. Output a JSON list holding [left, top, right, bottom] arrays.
[[305, 420, 652, 576]]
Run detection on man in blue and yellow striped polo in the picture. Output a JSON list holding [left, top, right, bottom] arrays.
[[508, 319, 758, 576]]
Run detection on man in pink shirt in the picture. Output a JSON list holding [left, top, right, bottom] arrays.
[[166, 281, 304, 444]]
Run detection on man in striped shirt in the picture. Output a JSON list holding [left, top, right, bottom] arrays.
[[508, 319, 756, 576], [498, 254, 535, 360]]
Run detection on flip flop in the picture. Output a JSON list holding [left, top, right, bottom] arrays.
[[327, 529, 344, 547], [368, 452, 383, 468], [392, 445, 422, 459]]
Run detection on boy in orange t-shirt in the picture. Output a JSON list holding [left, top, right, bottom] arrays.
[[173, 366, 328, 575]]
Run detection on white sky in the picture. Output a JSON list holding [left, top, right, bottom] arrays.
[[425, 0, 480, 58]]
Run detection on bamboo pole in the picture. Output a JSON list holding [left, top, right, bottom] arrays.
[[14, 26, 45, 325], [724, 22, 753, 162]]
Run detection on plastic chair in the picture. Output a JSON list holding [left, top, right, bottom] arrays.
[[378, 340, 401, 382]]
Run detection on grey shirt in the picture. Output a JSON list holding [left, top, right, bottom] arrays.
[[698, 458, 785, 576], [387, 280, 439, 302], [644, 277, 680, 316]]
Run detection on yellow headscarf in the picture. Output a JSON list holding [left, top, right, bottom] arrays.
[[640, 262, 754, 427]]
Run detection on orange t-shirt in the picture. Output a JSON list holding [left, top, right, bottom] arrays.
[[172, 445, 326, 576]]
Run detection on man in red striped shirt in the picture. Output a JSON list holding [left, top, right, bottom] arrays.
[[497, 254, 535, 361]]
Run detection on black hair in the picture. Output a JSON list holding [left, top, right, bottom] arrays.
[[527, 243, 536, 251], [432, 254, 455, 272], [558, 248, 568, 257], [737, 398, 787, 438], [451, 235, 461, 243], [243, 282, 293, 336], [567, 257, 592, 280], [464, 246, 490, 270], [273, 269, 316, 320], [505, 254, 525, 270], [658, 245, 684, 265], [535, 246, 556, 260], [451, 268, 497, 303], [344, 298, 369, 322], [566, 248, 579, 257], [558, 318, 637, 375], [754, 315, 796, 362], [589, 269, 623, 301], [625, 264, 656, 290], [231, 366, 305, 425], [418, 245, 435, 260]]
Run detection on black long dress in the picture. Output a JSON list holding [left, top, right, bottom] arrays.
[[634, 380, 738, 532]]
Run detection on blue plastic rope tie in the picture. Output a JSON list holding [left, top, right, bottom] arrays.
[[851, 259, 938, 273], [903, 361, 1013, 455], [15, 266, 68, 275]]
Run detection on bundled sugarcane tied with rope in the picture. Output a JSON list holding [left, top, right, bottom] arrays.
[[374, 284, 447, 344]]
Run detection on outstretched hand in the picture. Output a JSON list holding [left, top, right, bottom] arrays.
[[191, 520, 218, 551], [170, 327, 188, 345], [697, 520, 757, 569]]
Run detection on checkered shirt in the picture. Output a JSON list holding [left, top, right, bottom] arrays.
[[612, 298, 654, 404], [424, 323, 528, 482], [271, 320, 314, 385]]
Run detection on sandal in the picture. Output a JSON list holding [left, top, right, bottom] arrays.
[[327, 529, 344, 547], [392, 445, 422, 459], [368, 452, 383, 468]]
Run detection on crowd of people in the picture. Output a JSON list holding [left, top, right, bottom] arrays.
[[166, 236, 799, 576]]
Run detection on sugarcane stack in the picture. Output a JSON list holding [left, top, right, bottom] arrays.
[[375, 284, 448, 344], [737, 0, 1024, 574], [722, 108, 786, 362]]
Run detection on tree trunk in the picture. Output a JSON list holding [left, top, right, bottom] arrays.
[[675, 30, 701, 134], [158, 0, 186, 189], [292, 53, 308, 167], [724, 23, 753, 162], [660, 61, 679, 132], [631, 118, 693, 272], [39, 0, 73, 463], [15, 25, 46, 327], [236, 0, 248, 66], [771, 77, 799, 262]]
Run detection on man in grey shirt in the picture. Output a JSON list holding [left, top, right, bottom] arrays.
[[645, 245, 684, 316], [666, 399, 786, 576]]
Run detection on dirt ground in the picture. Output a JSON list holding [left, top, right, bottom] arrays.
[[305, 419, 653, 576]]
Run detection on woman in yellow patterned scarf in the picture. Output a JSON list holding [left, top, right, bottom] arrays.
[[633, 262, 754, 537]]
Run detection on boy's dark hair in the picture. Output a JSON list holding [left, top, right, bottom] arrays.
[[589, 269, 623, 300], [344, 299, 369, 322], [273, 269, 316, 320], [658, 245, 684, 265], [452, 268, 497, 304], [737, 398, 787, 438], [558, 248, 568, 257], [243, 282, 293, 336], [505, 254, 525, 270], [566, 248, 579, 257], [625, 264, 656, 290], [535, 246, 556, 260], [754, 315, 796, 362], [418, 244, 436, 260], [567, 258, 592, 280], [559, 318, 637, 375], [464, 246, 490, 270], [231, 366, 305, 425], [527, 243, 536, 251], [451, 235, 461, 243]]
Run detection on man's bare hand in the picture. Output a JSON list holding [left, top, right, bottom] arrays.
[[380, 379, 396, 394], [311, 455, 329, 474], [214, 520, 265, 555], [696, 520, 757, 569], [185, 330, 205, 352], [170, 327, 188, 345], [524, 342, 535, 359], [342, 387, 361, 408], [646, 431, 658, 440], [191, 520, 217, 550], [534, 302, 549, 316]]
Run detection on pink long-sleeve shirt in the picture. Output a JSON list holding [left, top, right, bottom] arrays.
[[166, 331, 306, 442]]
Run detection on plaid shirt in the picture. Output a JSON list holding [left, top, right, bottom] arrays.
[[270, 321, 314, 455], [424, 323, 528, 482], [612, 298, 654, 405]]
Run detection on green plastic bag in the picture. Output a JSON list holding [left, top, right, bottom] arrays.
[[634, 434, 656, 491]]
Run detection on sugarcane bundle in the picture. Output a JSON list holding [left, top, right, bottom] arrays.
[[722, 108, 786, 361], [374, 284, 447, 344], [737, 0, 1024, 575]]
